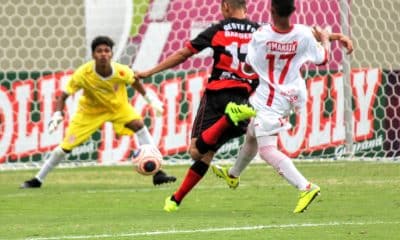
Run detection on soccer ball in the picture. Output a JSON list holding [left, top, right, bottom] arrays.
[[132, 144, 162, 175]]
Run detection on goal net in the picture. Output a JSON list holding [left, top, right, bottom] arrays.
[[1, 0, 400, 169]]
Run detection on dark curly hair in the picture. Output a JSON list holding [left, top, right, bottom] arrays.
[[91, 36, 114, 53], [272, 0, 296, 17]]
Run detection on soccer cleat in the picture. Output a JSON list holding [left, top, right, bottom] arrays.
[[20, 178, 42, 189], [163, 196, 179, 212], [293, 183, 321, 213], [211, 165, 239, 189], [153, 170, 177, 186], [225, 102, 256, 126]]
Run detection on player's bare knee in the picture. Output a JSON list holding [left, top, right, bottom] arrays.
[[125, 119, 144, 132], [61, 148, 71, 154], [189, 145, 202, 161]]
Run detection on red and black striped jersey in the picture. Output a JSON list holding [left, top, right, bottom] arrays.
[[186, 18, 260, 94]]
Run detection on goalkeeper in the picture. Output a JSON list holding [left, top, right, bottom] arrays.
[[20, 36, 176, 188]]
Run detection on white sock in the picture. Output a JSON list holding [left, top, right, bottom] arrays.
[[258, 145, 309, 190], [135, 126, 163, 174], [35, 146, 66, 182], [136, 127, 154, 146], [229, 132, 258, 177]]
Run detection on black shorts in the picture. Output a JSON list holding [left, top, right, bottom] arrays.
[[191, 88, 250, 152]]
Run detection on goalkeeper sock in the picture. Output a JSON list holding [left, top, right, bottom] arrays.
[[136, 127, 154, 145], [173, 160, 209, 203], [35, 146, 66, 182]]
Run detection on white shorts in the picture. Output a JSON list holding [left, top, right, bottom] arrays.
[[249, 85, 307, 137], [249, 110, 292, 137]]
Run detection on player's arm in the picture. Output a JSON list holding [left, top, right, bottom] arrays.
[[47, 71, 80, 133], [328, 33, 353, 54], [309, 27, 331, 65], [48, 91, 69, 133], [54, 92, 69, 112], [135, 47, 194, 79], [312, 26, 353, 54], [131, 76, 164, 115], [131, 78, 146, 96], [136, 24, 216, 79], [312, 27, 330, 49]]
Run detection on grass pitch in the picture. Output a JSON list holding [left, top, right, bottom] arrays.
[[1, 161, 399, 240]]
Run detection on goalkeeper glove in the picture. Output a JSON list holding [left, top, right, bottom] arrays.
[[48, 111, 63, 133], [144, 93, 164, 116]]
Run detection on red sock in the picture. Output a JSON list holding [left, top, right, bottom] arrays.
[[201, 115, 231, 145], [173, 161, 209, 203]]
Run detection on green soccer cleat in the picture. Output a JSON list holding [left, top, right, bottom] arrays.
[[163, 196, 179, 212], [211, 165, 239, 189], [224, 102, 256, 126], [293, 183, 321, 213]]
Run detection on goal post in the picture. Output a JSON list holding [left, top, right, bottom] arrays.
[[340, 0, 354, 156]]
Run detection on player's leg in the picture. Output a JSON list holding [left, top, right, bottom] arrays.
[[164, 92, 219, 211], [257, 135, 309, 189], [164, 139, 214, 212], [20, 111, 105, 188], [165, 91, 251, 211], [20, 146, 69, 188], [212, 120, 258, 188], [195, 89, 254, 155], [256, 135, 320, 213], [116, 104, 176, 185]]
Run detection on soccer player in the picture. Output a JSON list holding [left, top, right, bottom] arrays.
[[212, 0, 353, 213], [135, 0, 260, 212], [20, 36, 176, 189]]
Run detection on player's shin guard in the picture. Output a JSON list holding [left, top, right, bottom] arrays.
[[173, 160, 209, 204], [35, 146, 66, 182]]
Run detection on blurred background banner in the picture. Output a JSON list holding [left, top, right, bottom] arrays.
[[1, 0, 400, 168]]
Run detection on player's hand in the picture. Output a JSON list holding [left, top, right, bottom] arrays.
[[135, 70, 152, 79], [144, 93, 164, 116], [338, 35, 353, 54], [48, 111, 63, 133]]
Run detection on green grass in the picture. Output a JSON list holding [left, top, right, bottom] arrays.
[[1, 162, 399, 240]]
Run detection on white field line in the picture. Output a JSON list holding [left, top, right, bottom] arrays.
[[4, 178, 400, 198], [21, 221, 400, 240], [3, 184, 232, 198]]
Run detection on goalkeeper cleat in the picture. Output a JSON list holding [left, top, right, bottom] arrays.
[[293, 183, 321, 213], [20, 178, 42, 189], [225, 102, 256, 126], [163, 196, 179, 212], [211, 165, 239, 189], [153, 170, 177, 186]]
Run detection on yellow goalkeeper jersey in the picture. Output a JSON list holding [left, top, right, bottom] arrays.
[[65, 60, 135, 114]]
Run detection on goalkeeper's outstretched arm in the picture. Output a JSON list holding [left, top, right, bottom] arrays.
[[48, 91, 69, 133], [131, 77, 146, 96], [54, 92, 69, 114], [131, 76, 164, 115]]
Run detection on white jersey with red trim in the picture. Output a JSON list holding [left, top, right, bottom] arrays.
[[245, 23, 329, 137], [246, 23, 328, 117]]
